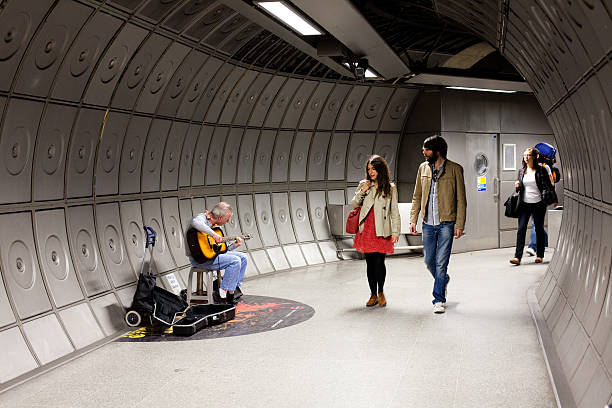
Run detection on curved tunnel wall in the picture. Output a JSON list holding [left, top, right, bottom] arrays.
[[436, 1, 612, 406], [0, 0, 418, 389]]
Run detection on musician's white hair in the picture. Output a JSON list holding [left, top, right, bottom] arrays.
[[211, 202, 232, 219]]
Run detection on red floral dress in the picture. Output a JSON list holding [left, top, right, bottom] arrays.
[[353, 208, 394, 254]]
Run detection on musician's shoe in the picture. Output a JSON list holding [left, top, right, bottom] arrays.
[[234, 286, 243, 300], [226, 292, 235, 305], [213, 292, 230, 305]]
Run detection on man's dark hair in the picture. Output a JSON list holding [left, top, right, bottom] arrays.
[[423, 135, 448, 158]]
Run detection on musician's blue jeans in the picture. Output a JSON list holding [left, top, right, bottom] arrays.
[[191, 251, 248, 291]]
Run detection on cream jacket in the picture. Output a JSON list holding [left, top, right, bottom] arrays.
[[351, 180, 401, 237]]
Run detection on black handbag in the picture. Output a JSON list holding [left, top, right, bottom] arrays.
[[540, 186, 558, 206], [504, 192, 521, 218]]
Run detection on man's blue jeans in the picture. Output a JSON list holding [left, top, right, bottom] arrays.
[[422, 222, 455, 304], [190, 251, 247, 291]]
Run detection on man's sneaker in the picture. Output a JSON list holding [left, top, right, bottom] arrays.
[[526, 247, 536, 256], [234, 286, 243, 300], [433, 302, 446, 314]]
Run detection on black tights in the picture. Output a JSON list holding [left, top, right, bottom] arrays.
[[365, 252, 386, 294]]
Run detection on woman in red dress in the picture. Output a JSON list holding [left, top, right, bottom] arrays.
[[352, 155, 401, 307]]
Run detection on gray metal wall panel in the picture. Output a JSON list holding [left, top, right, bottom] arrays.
[[95, 203, 135, 287], [33, 103, 77, 201], [272, 193, 296, 244], [52, 11, 123, 102], [355, 87, 394, 131], [96, 112, 129, 196], [0, 212, 51, 319], [191, 125, 214, 186], [89, 293, 124, 337], [318, 240, 339, 262], [308, 132, 331, 181], [183, 4, 234, 42], [327, 132, 349, 180], [271, 130, 293, 182], [206, 67, 245, 124], [14, 0, 92, 97], [336, 86, 367, 130], [289, 131, 311, 182], [308, 191, 330, 240], [161, 198, 189, 267], [299, 82, 333, 130], [250, 250, 273, 273], [380, 88, 419, 131], [318, 83, 351, 130], [219, 195, 243, 242], [111, 33, 171, 111], [205, 126, 226, 185], [254, 194, 279, 247], [222, 128, 244, 184], [178, 199, 194, 236], [141, 119, 172, 192], [23, 315, 74, 365], [233, 73, 271, 126], [177, 56, 223, 120], [116, 285, 137, 309], [157, 50, 207, 118], [67, 205, 110, 296], [0, 271, 16, 327], [237, 195, 263, 249], [161, 122, 188, 191], [192, 197, 207, 215], [347, 133, 375, 182], [584, 213, 612, 335], [253, 130, 276, 183], [119, 201, 145, 276], [328, 189, 346, 205], [575, 210, 601, 321], [192, 63, 233, 122], [141, 199, 176, 273], [281, 80, 316, 129], [249, 76, 286, 127], [178, 124, 200, 187], [219, 70, 257, 124], [374, 133, 400, 179], [58, 303, 104, 349], [237, 129, 259, 183], [266, 247, 289, 271], [290, 192, 314, 242], [135, 42, 190, 114], [119, 115, 150, 194], [0, 99, 44, 204], [0, 328, 38, 383], [0, 0, 55, 92], [283, 244, 306, 268], [66, 108, 105, 198], [83, 23, 148, 107], [301, 243, 323, 264], [34, 209, 83, 308], [500, 94, 552, 134], [266, 77, 301, 128]]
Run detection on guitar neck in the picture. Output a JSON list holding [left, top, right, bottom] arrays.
[[219, 235, 245, 242]]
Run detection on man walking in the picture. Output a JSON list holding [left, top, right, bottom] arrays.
[[409, 135, 467, 314]]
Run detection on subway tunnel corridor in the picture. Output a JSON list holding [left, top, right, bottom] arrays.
[[0, 0, 610, 407]]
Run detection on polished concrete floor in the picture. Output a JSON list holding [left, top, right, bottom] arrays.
[[0, 248, 556, 408]]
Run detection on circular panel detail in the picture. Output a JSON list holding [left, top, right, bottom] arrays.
[[0, 12, 31, 62], [312, 151, 323, 166], [170, 70, 189, 99], [350, 145, 369, 169], [241, 151, 251, 164], [8, 240, 35, 290], [127, 53, 152, 89], [261, 211, 270, 225], [128, 221, 144, 259], [243, 213, 253, 228], [169, 216, 182, 249], [295, 208, 305, 222], [332, 151, 343, 165], [149, 60, 172, 94], [76, 229, 97, 272], [202, 7, 227, 25], [220, 16, 244, 34], [72, 130, 94, 174], [378, 145, 394, 166], [293, 97, 303, 110], [186, 77, 204, 102], [260, 94, 272, 107], [364, 98, 382, 119], [41, 129, 65, 175], [5, 126, 31, 176], [166, 148, 178, 173], [276, 151, 287, 164], [145, 138, 161, 173], [278, 209, 287, 224], [234, 25, 256, 42], [314, 207, 324, 220], [35, 25, 68, 70], [124, 135, 142, 174], [228, 217, 236, 229], [100, 131, 118, 173], [100, 45, 128, 84], [475, 153, 488, 176], [103, 225, 123, 265], [70, 34, 101, 77], [246, 94, 256, 105], [295, 152, 304, 163], [310, 98, 320, 110], [258, 152, 269, 164], [210, 149, 220, 166], [345, 100, 357, 112], [44, 235, 69, 281], [276, 95, 287, 108], [327, 99, 339, 112], [389, 102, 408, 120], [205, 85, 216, 98]]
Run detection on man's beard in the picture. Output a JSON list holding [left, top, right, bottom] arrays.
[[426, 152, 438, 164]]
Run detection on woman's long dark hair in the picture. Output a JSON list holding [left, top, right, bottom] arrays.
[[365, 155, 392, 197], [522, 147, 539, 172]]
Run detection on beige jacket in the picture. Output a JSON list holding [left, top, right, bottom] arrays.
[[351, 180, 400, 237], [409, 159, 467, 230]]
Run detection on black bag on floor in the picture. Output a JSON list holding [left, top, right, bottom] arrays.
[[151, 286, 189, 326], [131, 272, 156, 314]]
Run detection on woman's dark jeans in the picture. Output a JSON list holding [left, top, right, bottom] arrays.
[[515, 202, 547, 259]]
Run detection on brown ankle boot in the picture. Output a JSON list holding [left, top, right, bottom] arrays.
[[366, 294, 378, 307], [377, 292, 386, 307]]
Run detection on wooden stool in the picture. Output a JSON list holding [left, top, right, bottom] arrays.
[[187, 267, 222, 304]]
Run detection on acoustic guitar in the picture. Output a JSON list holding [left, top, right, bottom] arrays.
[[186, 227, 251, 263]]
